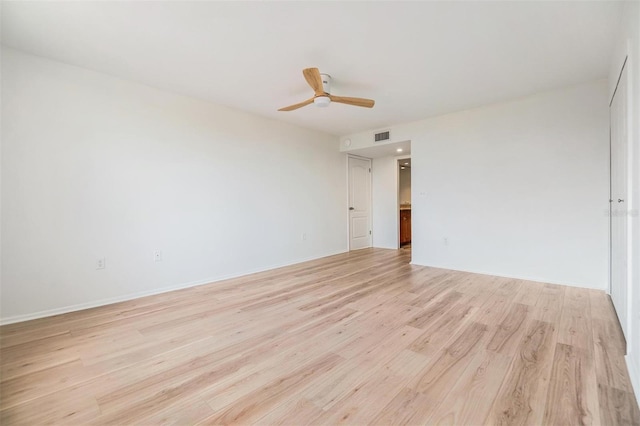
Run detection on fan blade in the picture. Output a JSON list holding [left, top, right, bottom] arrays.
[[329, 95, 375, 108], [278, 98, 314, 111], [303, 68, 325, 96]]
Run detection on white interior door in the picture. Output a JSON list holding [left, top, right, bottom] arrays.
[[348, 156, 372, 250], [610, 59, 629, 340]]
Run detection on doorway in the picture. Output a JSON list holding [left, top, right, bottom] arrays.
[[348, 155, 372, 250], [398, 158, 411, 249], [610, 57, 629, 341]]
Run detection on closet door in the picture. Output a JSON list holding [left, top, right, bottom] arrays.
[[610, 59, 628, 339]]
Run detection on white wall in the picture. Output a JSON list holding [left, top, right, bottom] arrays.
[[343, 80, 610, 290], [0, 48, 347, 323], [371, 156, 398, 249], [609, 0, 640, 401]]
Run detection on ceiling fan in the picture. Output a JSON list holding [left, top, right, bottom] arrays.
[[278, 67, 375, 111]]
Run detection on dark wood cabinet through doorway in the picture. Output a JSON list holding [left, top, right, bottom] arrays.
[[400, 210, 411, 245]]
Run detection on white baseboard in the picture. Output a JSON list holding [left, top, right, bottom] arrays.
[[0, 249, 348, 326], [408, 261, 608, 291], [1, 280, 211, 326]]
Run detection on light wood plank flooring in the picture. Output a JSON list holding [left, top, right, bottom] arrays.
[[1, 248, 638, 425]]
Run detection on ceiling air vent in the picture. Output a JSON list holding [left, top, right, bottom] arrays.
[[374, 130, 391, 142]]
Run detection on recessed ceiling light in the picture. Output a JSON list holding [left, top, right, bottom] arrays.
[[401, 167, 405, 169], [403, 162, 409, 165], [396, 148, 403, 152]]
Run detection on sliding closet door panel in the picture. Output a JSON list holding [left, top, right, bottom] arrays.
[[610, 60, 628, 340]]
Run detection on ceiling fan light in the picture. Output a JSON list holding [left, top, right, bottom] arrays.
[[314, 96, 331, 107]]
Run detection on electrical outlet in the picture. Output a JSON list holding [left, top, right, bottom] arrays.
[[302, 233, 307, 241], [154, 250, 162, 262], [96, 257, 106, 270], [443, 237, 449, 246]]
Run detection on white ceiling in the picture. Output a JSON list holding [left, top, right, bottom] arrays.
[[1, 1, 622, 136]]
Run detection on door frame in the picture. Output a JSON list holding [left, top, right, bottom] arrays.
[[347, 154, 373, 251], [396, 155, 412, 249]]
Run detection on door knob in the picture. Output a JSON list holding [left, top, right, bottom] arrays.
[[349, 207, 355, 210], [618, 199, 625, 203]]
